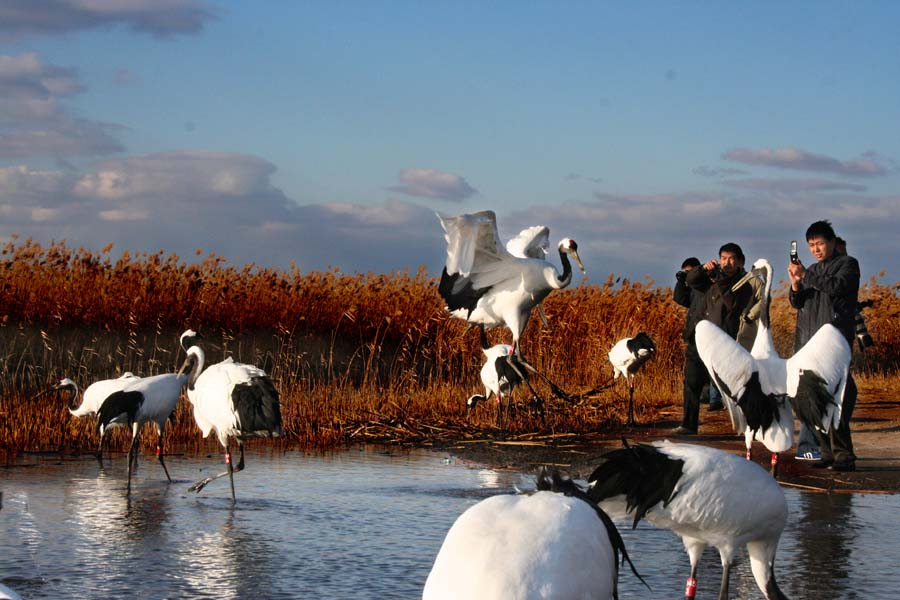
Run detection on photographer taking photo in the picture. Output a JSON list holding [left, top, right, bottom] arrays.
[[674, 243, 753, 435]]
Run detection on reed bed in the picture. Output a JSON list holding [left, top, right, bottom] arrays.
[[1, 238, 898, 456]]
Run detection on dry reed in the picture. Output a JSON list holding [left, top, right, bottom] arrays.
[[1, 238, 898, 456]]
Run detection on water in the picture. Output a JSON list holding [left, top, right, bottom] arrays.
[[1, 448, 898, 599]]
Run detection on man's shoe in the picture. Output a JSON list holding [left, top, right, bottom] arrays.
[[707, 402, 724, 412], [829, 461, 856, 472], [673, 426, 697, 435], [795, 451, 822, 461]]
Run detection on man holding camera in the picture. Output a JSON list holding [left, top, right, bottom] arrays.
[[674, 243, 753, 434], [788, 220, 860, 472]]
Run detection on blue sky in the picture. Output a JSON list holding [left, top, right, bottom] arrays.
[[2, 1, 899, 286]]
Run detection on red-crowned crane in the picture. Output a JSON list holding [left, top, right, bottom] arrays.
[[424, 470, 645, 600], [437, 210, 585, 359], [177, 334, 282, 502], [608, 333, 656, 426], [588, 440, 789, 600], [95, 371, 187, 492], [465, 326, 546, 429], [46, 373, 139, 463], [695, 258, 851, 475]]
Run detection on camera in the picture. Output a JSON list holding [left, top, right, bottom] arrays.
[[790, 240, 799, 264], [855, 300, 875, 349], [676, 270, 687, 283], [708, 264, 721, 279]]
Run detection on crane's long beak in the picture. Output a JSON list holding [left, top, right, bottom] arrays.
[[176, 358, 190, 378], [572, 250, 586, 274], [731, 267, 767, 292], [30, 387, 56, 401]]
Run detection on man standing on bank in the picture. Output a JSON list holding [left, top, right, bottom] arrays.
[[675, 243, 753, 435], [788, 220, 859, 472]]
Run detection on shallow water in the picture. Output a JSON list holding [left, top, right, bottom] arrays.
[[1, 447, 898, 599]]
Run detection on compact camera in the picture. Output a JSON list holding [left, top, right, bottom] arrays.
[[790, 240, 799, 264]]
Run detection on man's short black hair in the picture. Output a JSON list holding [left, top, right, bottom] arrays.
[[806, 220, 836, 242], [681, 257, 701, 269], [718, 242, 744, 262]]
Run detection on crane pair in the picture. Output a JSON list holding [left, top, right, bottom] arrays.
[[42, 329, 281, 502]]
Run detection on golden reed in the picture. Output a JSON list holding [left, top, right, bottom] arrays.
[[1, 237, 898, 455]]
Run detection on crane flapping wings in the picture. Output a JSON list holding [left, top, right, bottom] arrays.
[[506, 226, 550, 259], [786, 324, 851, 433]]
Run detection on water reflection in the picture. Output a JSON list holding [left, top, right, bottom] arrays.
[[0, 450, 898, 599], [791, 492, 856, 599]]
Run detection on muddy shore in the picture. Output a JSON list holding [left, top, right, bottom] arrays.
[[433, 384, 900, 494]]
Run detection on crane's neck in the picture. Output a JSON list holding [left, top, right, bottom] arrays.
[[185, 346, 206, 390], [64, 385, 80, 412], [759, 264, 773, 331], [550, 249, 573, 290]]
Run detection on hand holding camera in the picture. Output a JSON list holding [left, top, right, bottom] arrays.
[[703, 259, 721, 280]]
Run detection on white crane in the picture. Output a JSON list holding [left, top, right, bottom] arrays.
[[95, 371, 187, 492], [424, 470, 644, 600], [607, 333, 656, 426], [588, 440, 789, 600], [465, 327, 546, 429], [177, 333, 282, 502], [695, 258, 851, 475], [45, 373, 140, 463], [437, 210, 585, 359]]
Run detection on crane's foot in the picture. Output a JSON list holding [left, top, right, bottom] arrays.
[[188, 478, 213, 494]]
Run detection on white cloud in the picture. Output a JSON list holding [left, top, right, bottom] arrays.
[[0, 0, 218, 41], [388, 168, 477, 202], [723, 147, 888, 177]]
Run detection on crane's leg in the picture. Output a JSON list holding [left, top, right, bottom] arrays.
[[515, 356, 573, 402], [627, 380, 636, 426], [157, 426, 172, 483], [746, 443, 752, 461], [496, 392, 503, 431], [96, 430, 106, 467], [770, 452, 779, 478], [718, 561, 732, 600], [189, 441, 242, 498], [126, 429, 140, 495], [684, 563, 699, 600]]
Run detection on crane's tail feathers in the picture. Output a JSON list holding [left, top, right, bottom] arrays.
[[535, 469, 649, 593], [232, 377, 282, 437], [789, 370, 839, 433], [587, 441, 684, 530]]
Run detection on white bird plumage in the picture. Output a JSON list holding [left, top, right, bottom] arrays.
[[95, 371, 188, 491], [424, 471, 641, 600], [695, 258, 851, 473], [608, 332, 656, 425], [437, 210, 585, 357], [177, 330, 282, 502], [589, 440, 790, 600], [55, 372, 140, 418]]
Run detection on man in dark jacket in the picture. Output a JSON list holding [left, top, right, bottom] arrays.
[[788, 220, 859, 471], [674, 244, 753, 434]]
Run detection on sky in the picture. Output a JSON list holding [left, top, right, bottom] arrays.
[[2, 1, 899, 287]]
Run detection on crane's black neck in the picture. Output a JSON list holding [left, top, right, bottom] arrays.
[[65, 386, 79, 410], [556, 249, 573, 287], [184, 350, 205, 391]]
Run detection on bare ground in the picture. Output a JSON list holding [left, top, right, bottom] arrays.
[[432, 383, 900, 494]]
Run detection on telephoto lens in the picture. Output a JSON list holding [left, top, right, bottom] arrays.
[[855, 312, 874, 348]]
